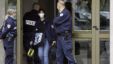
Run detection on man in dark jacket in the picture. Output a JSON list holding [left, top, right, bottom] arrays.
[[23, 2, 40, 64], [53, 0, 77, 64], [0, 8, 16, 64]]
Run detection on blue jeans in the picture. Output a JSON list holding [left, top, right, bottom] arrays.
[[38, 39, 49, 64]]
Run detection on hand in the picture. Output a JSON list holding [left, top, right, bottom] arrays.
[[30, 41, 33, 45], [51, 25, 54, 29], [52, 41, 56, 46]]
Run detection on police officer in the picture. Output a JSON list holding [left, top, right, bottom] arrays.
[[23, 2, 40, 64], [0, 8, 16, 64], [53, 0, 77, 64]]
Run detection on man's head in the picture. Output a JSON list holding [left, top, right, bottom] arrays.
[[7, 8, 16, 17], [5, 8, 16, 20], [32, 2, 40, 11], [57, 0, 65, 12]]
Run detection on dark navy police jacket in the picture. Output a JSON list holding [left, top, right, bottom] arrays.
[[0, 16, 16, 40], [53, 8, 72, 34]]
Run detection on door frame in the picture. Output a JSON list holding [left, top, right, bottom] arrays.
[[17, 0, 23, 64]]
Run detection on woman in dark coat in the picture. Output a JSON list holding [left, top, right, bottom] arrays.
[[35, 9, 56, 64]]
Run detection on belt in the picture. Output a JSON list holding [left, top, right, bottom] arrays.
[[57, 30, 71, 36]]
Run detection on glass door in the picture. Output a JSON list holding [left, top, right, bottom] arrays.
[[71, 0, 110, 64], [96, 0, 110, 64], [72, 0, 93, 64]]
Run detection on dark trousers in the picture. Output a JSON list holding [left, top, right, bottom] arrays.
[[23, 33, 39, 64], [3, 38, 14, 64], [56, 33, 76, 64]]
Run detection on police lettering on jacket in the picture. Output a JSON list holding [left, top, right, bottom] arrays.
[[23, 10, 40, 32]]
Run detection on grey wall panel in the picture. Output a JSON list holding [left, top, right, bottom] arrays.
[[0, 0, 6, 64]]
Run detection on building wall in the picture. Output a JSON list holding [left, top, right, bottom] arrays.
[[0, 0, 6, 64]]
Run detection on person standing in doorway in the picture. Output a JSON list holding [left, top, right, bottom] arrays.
[[53, 0, 77, 64], [0, 8, 17, 64], [23, 2, 40, 64], [36, 9, 56, 64]]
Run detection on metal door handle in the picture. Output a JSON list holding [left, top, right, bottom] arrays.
[[93, 26, 99, 30]]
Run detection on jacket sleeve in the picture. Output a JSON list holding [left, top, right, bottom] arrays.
[[0, 20, 13, 39], [50, 22, 57, 41]]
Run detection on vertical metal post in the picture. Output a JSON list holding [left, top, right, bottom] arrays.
[[17, 0, 23, 64]]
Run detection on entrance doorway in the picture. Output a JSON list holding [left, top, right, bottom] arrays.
[[17, 0, 56, 64], [16, 0, 110, 64]]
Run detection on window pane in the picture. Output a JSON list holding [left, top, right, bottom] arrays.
[[74, 0, 92, 30], [100, 40, 110, 64], [75, 40, 92, 64], [100, 0, 110, 30]]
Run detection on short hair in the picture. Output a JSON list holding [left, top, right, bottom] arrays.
[[38, 9, 46, 18], [7, 8, 16, 15], [39, 9, 45, 13], [32, 2, 39, 8], [59, 0, 65, 5]]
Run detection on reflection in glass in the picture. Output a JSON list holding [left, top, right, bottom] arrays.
[[75, 41, 91, 64], [100, 41, 109, 64], [74, 0, 92, 30], [100, 0, 109, 30]]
